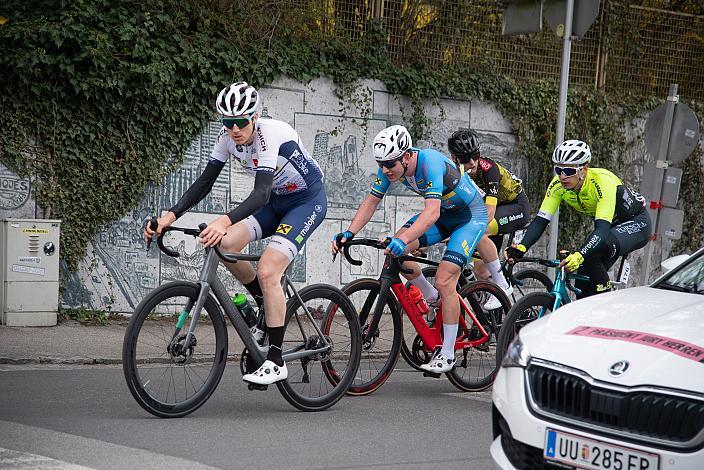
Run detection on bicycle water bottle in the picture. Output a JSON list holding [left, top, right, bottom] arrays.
[[408, 286, 428, 315], [232, 293, 258, 328]]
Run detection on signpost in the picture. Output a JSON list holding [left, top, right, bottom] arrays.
[[639, 84, 700, 284], [503, 0, 601, 267]]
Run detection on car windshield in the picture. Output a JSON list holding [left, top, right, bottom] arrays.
[[653, 249, 704, 295]]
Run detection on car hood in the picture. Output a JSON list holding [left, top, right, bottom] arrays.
[[521, 286, 704, 392]]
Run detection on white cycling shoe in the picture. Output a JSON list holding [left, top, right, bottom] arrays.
[[243, 360, 288, 385], [420, 351, 456, 373], [484, 285, 513, 310]]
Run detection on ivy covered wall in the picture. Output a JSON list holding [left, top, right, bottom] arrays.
[[1, 1, 702, 313]]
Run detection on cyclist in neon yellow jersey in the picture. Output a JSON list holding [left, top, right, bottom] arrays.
[[506, 140, 652, 298]]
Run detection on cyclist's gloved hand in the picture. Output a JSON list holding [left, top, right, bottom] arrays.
[[332, 230, 355, 257], [332, 230, 354, 247], [505, 244, 527, 261], [560, 251, 584, 272], [386, 237, 407, 257]]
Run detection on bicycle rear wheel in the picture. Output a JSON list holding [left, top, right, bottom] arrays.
[[495, 292, 555, 368], [339, 278, 403, 395], [446, 281, 511, 392], [277, 284, 362, 411], [122, 281, 227, 418]]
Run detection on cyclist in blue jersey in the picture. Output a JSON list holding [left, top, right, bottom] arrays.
[[145, 82, 327, 385], [331, 125, 488, 373]]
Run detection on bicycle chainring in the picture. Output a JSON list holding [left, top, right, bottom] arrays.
[[410, 334, 432, 366]]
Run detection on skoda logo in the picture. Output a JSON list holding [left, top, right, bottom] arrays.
[[608, 360, 630, 377]]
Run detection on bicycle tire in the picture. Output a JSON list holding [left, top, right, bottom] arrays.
[[277, 284, 362, 411], [338, 278, 403, 396], [122, 281, 228, 418], [511, 268, 553, 300], [495, 292, 555, 368], [446, 280, 511, 392]]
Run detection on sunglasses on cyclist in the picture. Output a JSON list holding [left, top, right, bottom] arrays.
[[377, 154, 406, 169], [222, 115, 254, 129], [554, 165, 582, 177]]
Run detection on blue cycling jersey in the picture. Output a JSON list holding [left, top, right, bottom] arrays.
[[370, 148, 481, 210], [370, 148, 487, 268]]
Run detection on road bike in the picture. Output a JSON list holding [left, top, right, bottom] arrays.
[[122, 223, 361, 417], [495, 253, 629, 366], [398, 248, 552, 372], [332, 237, 512, 395]]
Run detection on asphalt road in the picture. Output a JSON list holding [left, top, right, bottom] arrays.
[[0, 363, 497, 470]]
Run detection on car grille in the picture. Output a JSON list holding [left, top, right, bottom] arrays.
[[527, 363, 704, 448]]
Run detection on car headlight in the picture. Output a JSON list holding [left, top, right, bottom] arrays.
[[501, 334, 531, 368]]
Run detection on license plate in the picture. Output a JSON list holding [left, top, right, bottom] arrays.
[[544, 428, 659, 470]]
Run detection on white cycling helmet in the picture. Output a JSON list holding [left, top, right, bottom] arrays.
[[216, 81, 260, 116], [552, 139, 592, 165], [373, 125, 412, 161]]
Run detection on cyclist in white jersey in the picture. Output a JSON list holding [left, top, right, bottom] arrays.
[[145, 82, 327, 385]]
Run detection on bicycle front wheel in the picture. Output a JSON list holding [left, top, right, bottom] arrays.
[[495, 292, 555, 368], [277, 284, 362, 411], [446, 281, 511, 392], [122, 281, 228, 418], [511, 268, 553, 300], [341, 278, 403, 395]]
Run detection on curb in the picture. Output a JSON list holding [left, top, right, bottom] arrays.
[[0, 357, 122, 365]]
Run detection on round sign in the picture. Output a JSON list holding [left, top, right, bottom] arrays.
[[0, 164, 31, 210], [644, 102, 700, 164]]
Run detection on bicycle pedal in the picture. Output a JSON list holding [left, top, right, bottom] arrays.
[[247, 383, 269, 391], [422, 372, 442, 379]]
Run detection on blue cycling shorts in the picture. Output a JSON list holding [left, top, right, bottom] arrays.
[[404, 201, 488, 268]]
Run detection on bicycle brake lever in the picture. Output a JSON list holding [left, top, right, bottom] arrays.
[[146, 218, 158, 251]]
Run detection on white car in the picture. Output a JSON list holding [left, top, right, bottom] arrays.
[[491, 248, 704, 470]]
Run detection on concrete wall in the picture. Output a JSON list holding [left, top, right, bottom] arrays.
[[0, 77, 679, 313]]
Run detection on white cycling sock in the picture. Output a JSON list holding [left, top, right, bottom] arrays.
[[409, 274, 439, 304], [441, 323, 458, 358], [486, 259, 510, 289]]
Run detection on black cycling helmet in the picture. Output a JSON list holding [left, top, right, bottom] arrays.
[[448, 129, 480, 163]]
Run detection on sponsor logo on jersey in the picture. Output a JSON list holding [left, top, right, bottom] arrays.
[[478, 159, 493, 172], [593, 179, 603, 198], [315, 205, 322, 212], [615, 221, 648, 235], [461, 239, 471, 256], [284, 182, 298, 192], [375, 177, 383, 186], [276, 224, 292, 235], [236, 144, 244, 152], [257, 129, 267, 152], [425, 181, 432, 189], [296, 211, 318, 243], [290, 149, 308, 175]]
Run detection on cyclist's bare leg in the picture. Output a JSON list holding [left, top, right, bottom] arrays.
[[434, 261, 462, 324], [476, 234, 510, 289], [473, 257, 490, 280], [219, 221, 257, 284], [256, 248, 290, 328], [434, 261, 462, 359]]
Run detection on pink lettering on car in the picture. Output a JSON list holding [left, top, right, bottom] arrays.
[[567, 326, 704, 363]]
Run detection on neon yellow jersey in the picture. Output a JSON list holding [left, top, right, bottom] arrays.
[[537, 168, 645, 224]]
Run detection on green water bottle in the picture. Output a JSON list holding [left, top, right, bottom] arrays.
[[232, 293, 258, 328]]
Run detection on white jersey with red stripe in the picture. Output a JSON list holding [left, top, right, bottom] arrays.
[[210, 118, 323, 196]]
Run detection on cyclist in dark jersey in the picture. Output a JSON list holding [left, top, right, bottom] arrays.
[[331, 125, 488, 373], [507, 139, 651, 298], [144, 82, 327, 385], [448, 129, 531, 307]]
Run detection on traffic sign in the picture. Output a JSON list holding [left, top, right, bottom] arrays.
[[544, 0, 600, 38], [644, 102, 700, 164], [502, 0, 542, 36]]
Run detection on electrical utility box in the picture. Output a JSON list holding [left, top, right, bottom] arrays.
[[1, 219, 61, 326]]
